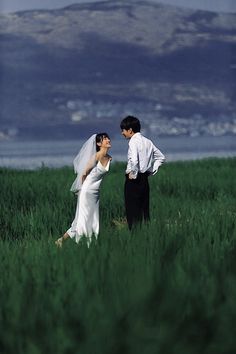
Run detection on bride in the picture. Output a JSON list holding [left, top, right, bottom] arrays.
[[55, 133, 112, 247]]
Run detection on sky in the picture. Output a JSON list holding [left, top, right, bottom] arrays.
[[0, 0, 236, 14]]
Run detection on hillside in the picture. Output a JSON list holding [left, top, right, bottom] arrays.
[[0, 0, 236, 139]]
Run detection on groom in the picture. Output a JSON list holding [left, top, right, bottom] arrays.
[[120, 115, 165, 230]]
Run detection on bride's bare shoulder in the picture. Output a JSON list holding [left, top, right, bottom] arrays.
[[95, 152, 100, 161]]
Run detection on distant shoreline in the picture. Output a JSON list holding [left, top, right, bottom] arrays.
[[0, 136, 235, 170]]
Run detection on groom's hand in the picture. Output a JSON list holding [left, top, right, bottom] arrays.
[[128, 172, 135, 179]]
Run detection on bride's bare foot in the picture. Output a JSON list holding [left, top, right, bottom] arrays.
[[55, 237, 63, 248], [55, 232, 70, 248]]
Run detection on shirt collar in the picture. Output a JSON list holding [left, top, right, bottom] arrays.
[[130, 132, 141, 140]]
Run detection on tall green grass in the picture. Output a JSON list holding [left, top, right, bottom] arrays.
[[0, 158, 235, 354]]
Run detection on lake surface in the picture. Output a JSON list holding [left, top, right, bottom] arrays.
[[0, 135, 235, 169]]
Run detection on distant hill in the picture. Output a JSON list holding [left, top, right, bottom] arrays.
[[0, 0, 236, 139]]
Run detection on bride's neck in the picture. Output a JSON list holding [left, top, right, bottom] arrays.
[[99, 147, 109, 156]]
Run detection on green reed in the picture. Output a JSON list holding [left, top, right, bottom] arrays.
[[0, 158, 235, 354]]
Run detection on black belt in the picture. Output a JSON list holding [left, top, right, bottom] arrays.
[[125, 171, 149, 179]]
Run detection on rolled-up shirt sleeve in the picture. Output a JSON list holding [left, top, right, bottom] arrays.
[[152, 145, 165, 175], [126, 138, 139, 179]]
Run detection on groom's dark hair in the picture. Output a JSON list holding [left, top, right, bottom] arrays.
[[96, 132, 110, 151], [120, 116, 141, 133]]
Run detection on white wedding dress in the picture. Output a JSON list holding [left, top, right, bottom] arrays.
[[67, 159, 111, 243]]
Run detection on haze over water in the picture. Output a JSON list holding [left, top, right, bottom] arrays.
[[0, 136, 235, 170]]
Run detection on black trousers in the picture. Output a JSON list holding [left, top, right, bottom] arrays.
[[124, 172, 150, 230]]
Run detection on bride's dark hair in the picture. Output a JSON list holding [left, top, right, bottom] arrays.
[[96, 132, 110, 151]]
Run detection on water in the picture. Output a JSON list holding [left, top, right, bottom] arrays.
[[0, 135, 235, 169]]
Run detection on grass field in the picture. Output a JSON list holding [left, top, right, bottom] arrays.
[[0, 158, 236, 354]]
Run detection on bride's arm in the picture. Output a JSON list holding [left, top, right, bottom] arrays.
[[81, 154, 98, 183]]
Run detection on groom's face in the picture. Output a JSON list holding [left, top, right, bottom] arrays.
[[121, 128, 133, 139]]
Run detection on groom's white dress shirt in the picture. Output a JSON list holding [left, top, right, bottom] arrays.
[[126, 132, 165, 179]]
